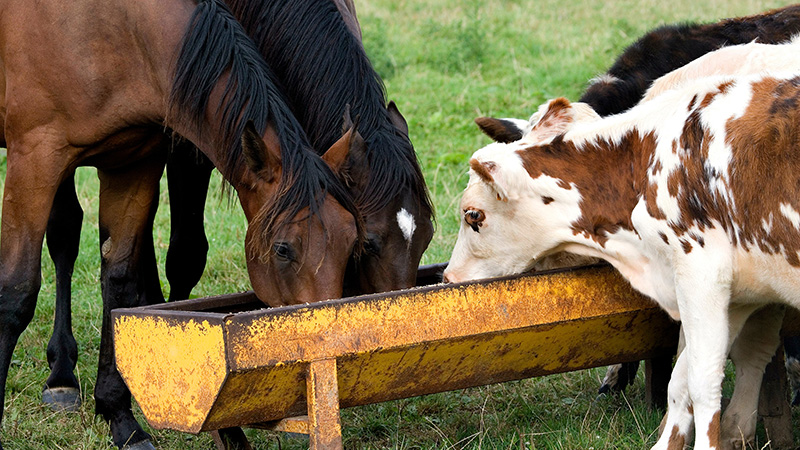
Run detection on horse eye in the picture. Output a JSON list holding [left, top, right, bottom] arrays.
[[364, 236, 381, 256], [272, 242, 295, 262]]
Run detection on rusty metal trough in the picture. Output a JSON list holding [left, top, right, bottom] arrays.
[[112, 263, 690, 448]]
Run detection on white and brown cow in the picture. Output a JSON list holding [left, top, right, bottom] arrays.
[[444, 72, 800, 449], [470, 40, 800, 446]]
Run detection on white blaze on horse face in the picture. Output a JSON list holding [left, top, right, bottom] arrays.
[[396, 207, 416, 243]]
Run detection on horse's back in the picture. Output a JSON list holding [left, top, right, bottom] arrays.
[[0, 0, 187, 156]]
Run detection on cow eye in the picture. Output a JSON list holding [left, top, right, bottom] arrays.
[[463, 209, 485, 233]]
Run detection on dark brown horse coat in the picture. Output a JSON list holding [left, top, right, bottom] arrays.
[[0, 0, 360, 448]]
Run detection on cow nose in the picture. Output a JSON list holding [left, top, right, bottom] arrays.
[[442, 271, 455, 284]]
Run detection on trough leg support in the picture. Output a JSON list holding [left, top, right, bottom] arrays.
[[645, 355, 672, 411], [211, 427, 253, 450], [758, 347, 793, 449], [307, 358, 343, 450]]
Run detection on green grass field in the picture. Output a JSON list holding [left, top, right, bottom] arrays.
[[1, 0, 797, 448]]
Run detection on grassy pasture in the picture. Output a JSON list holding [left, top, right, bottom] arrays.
[[1, 0, 797, 448]]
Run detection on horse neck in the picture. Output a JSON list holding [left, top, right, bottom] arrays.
[[165, 0, 311, 190], [228, 0, 385, 152]]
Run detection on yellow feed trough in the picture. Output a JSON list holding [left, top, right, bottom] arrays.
[[112, 264, 689, 448]]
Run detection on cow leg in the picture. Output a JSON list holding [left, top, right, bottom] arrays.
[[652, 255, 759, 450], [721, 305, 784, 450], [43, 175, 84, 410], [165, 143, 213, 301], [652, 342, 693, 450], [94, 151, 165, 450]]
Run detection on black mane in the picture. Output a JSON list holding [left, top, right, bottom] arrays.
[[581, 4, 800, 116], [169, 0, 362, 254], [228, 0, 433, 219]]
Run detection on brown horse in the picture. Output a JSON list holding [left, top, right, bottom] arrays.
[[0, 0, 361, 448], [38, 0, 434, 417], [166, 0, 434, 300]]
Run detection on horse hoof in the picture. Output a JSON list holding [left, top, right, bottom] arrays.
[[123, 439, 156, 450], [42, 387, 81, 411]]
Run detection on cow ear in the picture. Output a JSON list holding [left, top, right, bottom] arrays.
[[469, 157, 514, 202], [474, 117, 526, 143], [525, 98, 598, 142]]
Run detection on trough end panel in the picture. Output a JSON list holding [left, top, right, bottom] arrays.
[[113, 313, 228, 433]]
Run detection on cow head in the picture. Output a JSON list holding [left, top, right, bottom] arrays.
[[445, 98, 604, 283], [443, 142, 584, 283]]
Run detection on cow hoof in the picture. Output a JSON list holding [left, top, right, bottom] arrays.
[[123, 439, 156, 450], [42, 387, 81, 411]]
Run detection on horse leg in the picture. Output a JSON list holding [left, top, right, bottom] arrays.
[[138, 213, 165, 307], [165, 142, 213, 301], [0, 138, 66, 450], [43, 174, 84, 411], [94, 152, 165, 450]]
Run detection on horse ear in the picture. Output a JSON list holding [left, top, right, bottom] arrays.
[[387, 100, 409, 136], [474, 117, 525, 143], [341, 104, 354, 134], [323, 119, 366, 175], [242, 121, 281, 183]]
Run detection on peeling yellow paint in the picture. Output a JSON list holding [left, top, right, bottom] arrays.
[[114, 316, 227, 432], [113, 266, 679, 434]]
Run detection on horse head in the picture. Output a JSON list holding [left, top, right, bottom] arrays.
[[336, 102, 434, 295], [238, 121, 361, 306]]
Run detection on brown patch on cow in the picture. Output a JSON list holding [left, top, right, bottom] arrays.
[[542, 196, 554, 205], [719, 75, 800, 266], [538, 97, 572, 126], [707, 410, 721, 449], [717, 80, 734, 95], [680, 240, 692, 254], [517, 129, 656, 247], [651, 158, 663, 175], [469, 158, 495, 183], [688, 94, 698, 112], [667, 425, 686, 450], [659, 232, 669, 245]]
